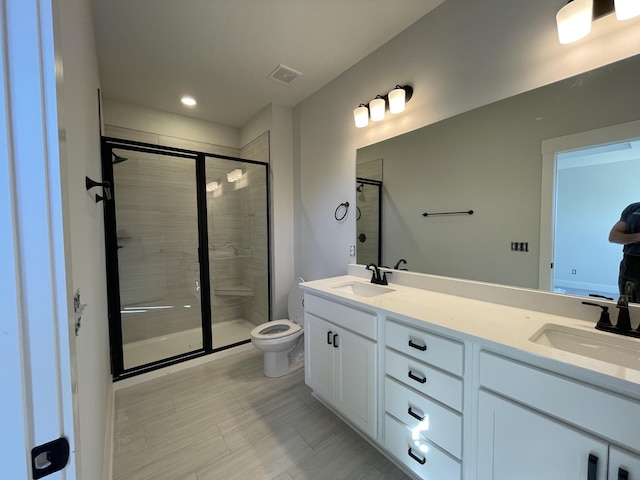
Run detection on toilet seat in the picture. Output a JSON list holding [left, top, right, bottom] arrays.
[[250, 319, 302, 340]]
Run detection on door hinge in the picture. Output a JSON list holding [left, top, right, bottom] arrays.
[[31, 437, 70, 479]]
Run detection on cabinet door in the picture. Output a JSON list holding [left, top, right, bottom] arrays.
[[334, 327, 377, 438], [610, 447, 640, 480], [477, 391, 608, 480], [305, 313, 335, 401]]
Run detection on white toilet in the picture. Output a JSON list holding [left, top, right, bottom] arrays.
[[250, 278, 305, 377]]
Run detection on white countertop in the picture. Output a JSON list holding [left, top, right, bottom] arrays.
[[301, 275, 640, 398]]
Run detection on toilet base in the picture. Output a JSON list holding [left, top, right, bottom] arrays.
[[263, 350, 304, 377]]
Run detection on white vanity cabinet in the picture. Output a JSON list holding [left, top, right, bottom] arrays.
[[304, 293, 378, 438], [477, 350, 640, 480], [382, 318, 465, 479]]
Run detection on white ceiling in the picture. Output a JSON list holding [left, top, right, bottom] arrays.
[[90, 0, 445, 128]]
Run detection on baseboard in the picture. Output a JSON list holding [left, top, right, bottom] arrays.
[[103, 380, 115, 480]]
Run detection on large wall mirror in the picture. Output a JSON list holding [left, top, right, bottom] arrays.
[[356, 54, 640, 298]]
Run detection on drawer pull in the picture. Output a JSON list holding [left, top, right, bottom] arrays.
[[587, 454, 598, 480], [332, 333, 339, 348], [408, 339, 427, 351], [327, 331, 333, 345], [618, 468, 629, 480], [407, 406, 425, 421], [407, 448, 426, 465], [408, 370, 427, 384]]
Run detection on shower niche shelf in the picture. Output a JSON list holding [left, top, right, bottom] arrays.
[[213, 286, 254, 297]]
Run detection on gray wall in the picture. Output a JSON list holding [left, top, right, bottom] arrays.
[[294, 0, 640, 284]]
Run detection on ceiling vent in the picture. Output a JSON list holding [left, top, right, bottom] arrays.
[[268, 64, 302, 85]]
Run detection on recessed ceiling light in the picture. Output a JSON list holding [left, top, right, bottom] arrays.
[[181, 96, 197, 106]]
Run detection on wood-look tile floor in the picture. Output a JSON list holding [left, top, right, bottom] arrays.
[[113, 348, 410, 480]]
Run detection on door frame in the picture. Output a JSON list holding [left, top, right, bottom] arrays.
[[0, 0, 76, 478], [539, 119, 640, 291]]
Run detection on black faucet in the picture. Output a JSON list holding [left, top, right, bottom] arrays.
[[393, 258, 408, 270], [616, 298, 632, 331], [366, 263, 390, 285]]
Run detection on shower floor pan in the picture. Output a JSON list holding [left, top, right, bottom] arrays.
[[123, 319, 255, 369]]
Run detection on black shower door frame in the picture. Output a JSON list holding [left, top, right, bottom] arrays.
[[101, 137, 271, 380]]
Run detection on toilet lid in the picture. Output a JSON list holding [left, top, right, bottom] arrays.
[[288, 277, 305, 325], [251, 319, 302, 340]]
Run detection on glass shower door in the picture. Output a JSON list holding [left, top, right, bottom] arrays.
[[111, 147, 204, 370], [205, 157, 269, 349]]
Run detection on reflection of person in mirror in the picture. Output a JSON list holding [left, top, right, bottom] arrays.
[[609, 202, 640, 302]]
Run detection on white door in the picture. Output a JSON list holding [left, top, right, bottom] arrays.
[[333, 328, 377, 438], [304, 313, 335, 400], [0, 0, 76, 478]]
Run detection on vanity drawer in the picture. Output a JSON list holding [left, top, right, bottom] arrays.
[[304, 293, 377, 340], [386, 348, 463, 412], [384, 414, 461, 480], [385, 377, 462, 459], [386, 319, 463, 376]]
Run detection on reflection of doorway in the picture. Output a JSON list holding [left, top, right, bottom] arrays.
[[540, 120, 640, 297]]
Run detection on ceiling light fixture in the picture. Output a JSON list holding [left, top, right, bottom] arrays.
[[556, 0, 639, 44], [181, 96, 197, 106], [353, 85, 413, 128]]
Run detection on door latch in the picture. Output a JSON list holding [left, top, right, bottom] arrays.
[[31, 437, 70, 479]]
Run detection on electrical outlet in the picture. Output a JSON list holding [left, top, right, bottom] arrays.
[[572, 269, 577, 275], [349, 245, 356, 256], [511, 241, 529, 252]]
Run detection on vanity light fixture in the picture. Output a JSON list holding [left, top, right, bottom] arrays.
[[354, 104, 369, 128], [556, 0, 639, 44], [556, 0, 593, 44], [615, 0, 640, 20], [353, 85, 413, 128]]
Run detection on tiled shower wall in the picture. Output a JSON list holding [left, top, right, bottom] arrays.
[[107, 126, 269, 343], [356, 158, 382, 266]]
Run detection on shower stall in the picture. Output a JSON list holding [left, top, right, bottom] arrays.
[[101, 138, 270, 379]]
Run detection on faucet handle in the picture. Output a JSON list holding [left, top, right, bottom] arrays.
[[582, 302, 612, 328], [380, 270, 392, 286]]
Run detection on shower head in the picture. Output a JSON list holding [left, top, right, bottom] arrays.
[[357, 183, 366, 201], [112, 153, 128, 164], [356, 183, 364, 192]]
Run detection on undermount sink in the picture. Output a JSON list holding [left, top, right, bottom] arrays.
[[530, 324, 640, 371], [331, 281, 395, 298]]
